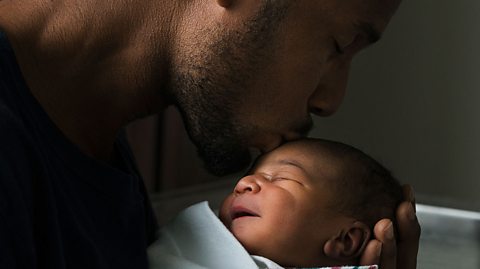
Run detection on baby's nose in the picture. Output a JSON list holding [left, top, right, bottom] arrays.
[[234, 175, 261, 194]]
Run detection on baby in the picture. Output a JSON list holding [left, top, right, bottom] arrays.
[[149, 138, 402, 269], [219, 138, 402, 268]]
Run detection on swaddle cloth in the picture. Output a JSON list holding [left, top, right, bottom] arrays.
[[148, 202, 379, 269], [253, 256, 378, 269], [291, 266, 377, 269], [148, 201, 258, 269]]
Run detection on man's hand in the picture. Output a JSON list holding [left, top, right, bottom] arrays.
[[359, 185, 421, 269]]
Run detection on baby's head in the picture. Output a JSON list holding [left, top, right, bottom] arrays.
[[220, 138, 402, 268]]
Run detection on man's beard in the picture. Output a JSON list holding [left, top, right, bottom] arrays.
[[169, 2, 292, 176]]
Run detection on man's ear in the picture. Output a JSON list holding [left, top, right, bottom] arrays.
[[216, 0, 232, 8], [323, 221, 371, 260]]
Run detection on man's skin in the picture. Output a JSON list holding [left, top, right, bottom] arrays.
[[0, 0, 420, 268]]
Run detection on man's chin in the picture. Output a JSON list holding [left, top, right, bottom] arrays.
[[200, 149, 252, 176]]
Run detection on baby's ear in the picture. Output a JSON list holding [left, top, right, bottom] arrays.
[[323, 221, 371, 260]]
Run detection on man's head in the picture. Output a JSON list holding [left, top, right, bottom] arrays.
[[219, 138, 402, 267], [168, 0, 402, 175]]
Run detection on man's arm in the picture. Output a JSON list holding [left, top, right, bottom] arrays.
[[359, 185, 421, 269]]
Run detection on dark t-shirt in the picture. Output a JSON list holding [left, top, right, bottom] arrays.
[[0, 32, 158, 269]]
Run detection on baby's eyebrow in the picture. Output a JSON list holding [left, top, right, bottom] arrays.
[[277, 159, 307, 174]]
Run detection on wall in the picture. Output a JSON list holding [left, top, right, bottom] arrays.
[[311, 0, 480, 211]]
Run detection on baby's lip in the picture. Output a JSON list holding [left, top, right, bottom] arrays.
[[230, 205, 260, 220]]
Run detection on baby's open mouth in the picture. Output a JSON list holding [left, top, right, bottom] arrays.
[[231, 207, 260, 220]]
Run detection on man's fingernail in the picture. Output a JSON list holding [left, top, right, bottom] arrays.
[[385, 221, 394, 240], [407, 203, 416, 221], [375, 243, 382, 258], [404, 185, 417, 212]]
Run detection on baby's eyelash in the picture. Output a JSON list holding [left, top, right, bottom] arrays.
[[263, 174, 273, 181]]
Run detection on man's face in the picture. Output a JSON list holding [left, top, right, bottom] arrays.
[[219, 142, 347, 267], [170, 0, 402, 175]]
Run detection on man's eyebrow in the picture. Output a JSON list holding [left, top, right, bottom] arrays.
[[356, 22, 382, 44]]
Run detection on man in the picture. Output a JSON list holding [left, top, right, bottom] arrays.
[[0, 0, 420, 268]]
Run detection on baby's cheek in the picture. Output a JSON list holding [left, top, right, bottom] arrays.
[[218, 195, 234, 225]]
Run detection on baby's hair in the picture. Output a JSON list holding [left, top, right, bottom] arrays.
[[292, 138, 403, 229]]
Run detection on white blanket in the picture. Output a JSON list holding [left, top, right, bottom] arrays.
[[148, 201, 377, 269]]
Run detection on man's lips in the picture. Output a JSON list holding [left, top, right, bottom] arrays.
[[230, 206, 260, 220]]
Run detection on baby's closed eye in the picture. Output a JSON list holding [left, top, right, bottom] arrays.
[[272, 175, 304, 186]]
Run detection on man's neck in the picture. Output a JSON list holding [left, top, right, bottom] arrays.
[[0, 0, 181, 161]]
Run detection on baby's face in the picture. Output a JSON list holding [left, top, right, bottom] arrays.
[[220, 142, 349, 266]]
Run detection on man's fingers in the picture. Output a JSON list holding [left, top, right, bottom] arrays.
[[373, 219, 397, 269], [359, 239, 382, 266], [362, 184, 420, 269], [396, 200, 421, 269]]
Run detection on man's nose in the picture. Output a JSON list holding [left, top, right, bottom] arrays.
[[234, 175, 262, 194], [308, 61, 351, 117]]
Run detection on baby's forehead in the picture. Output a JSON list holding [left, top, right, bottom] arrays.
[[267, 140, 337, 163], [253, 142, 313, 165], [252, 140, 343, 175]]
